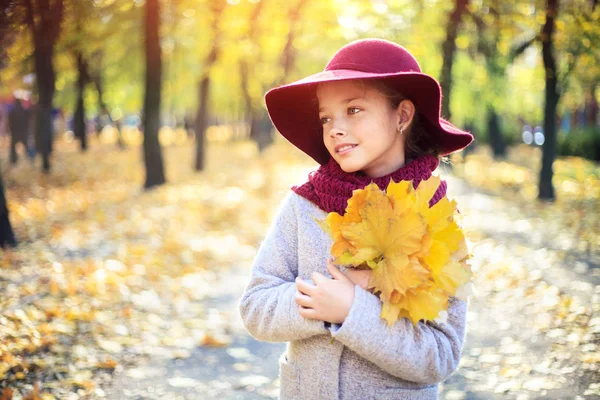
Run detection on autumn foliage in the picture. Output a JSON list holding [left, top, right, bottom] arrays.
[[317, 176, 472, 326]]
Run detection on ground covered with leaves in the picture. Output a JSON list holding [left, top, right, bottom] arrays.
[[1, 132, 311, 399], [452, 144, 600, 257], [1, 133, 598, 399]]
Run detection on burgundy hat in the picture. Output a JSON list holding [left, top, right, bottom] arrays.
[[265, 38, 474, 165]]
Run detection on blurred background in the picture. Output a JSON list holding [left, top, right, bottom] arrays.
[[0, 0, 598, 399]]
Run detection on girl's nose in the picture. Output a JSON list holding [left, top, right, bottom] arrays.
[[328, 125, 347, 138]]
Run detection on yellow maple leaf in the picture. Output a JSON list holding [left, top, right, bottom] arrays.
[[432, 260, 471, 294], [336, 183, 426, 269], [386, 180, 417, 214], [414, 176, 442, 211], [370, 256, 429, 302], [425, 196, 458, 234], [399, 288, 449, 325], [318, 177, 473, 326]]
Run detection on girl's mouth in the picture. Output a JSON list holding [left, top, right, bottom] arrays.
[[336, 144, 357, 155]]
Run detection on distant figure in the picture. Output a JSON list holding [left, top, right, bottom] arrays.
[[115, 118, 126, 149], [96, 106, 112, 136], [53, 108, 66, 138], [184, 113, 194, 139], [8, 98, 33, 165]]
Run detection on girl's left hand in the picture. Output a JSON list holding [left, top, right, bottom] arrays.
[[295, 261, 355, 324], [342, 267, 372, 291]]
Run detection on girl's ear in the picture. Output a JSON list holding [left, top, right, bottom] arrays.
[[396, 99, 416, 131]]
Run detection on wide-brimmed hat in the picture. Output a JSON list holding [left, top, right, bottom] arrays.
[[265, 38, 474, 165]]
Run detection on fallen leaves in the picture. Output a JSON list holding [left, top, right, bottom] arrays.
[[451, 144, 600, 255], [447, 235, 600, 398], [0, 135, 305, 398], [2, 135, 598, 398]]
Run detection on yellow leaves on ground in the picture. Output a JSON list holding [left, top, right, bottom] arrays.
[[318, 176, 472, 326], [0, 136, 315, 398], [451, 144, 600, 254]]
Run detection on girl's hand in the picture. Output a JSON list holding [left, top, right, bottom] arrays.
[[342, 267, 372, 291], [295, 261, 355, 324]]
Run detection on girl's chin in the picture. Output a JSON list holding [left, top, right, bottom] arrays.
[[337, 161, 363, 174]]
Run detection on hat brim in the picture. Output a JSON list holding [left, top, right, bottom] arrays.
[[265, 69, 473, 165]]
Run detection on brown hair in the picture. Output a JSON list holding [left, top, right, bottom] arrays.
[[366, 79, 442, 162]]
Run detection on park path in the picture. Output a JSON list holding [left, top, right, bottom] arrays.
[[103, 169, 599, 400]]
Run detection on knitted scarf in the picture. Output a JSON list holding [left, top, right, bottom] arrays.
[[292, 154, 447, 215]]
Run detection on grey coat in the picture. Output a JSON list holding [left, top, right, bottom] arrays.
[[239, 192, 468, 400]]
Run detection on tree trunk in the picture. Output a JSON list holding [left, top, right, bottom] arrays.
[[239, 61, 254, 140], [585, 83, 598, 128], [278, 0, 309, 85], [240, 60, 272, 152], [243, 0, 308, 153], [239, 0, 269, 149], [194, 1, 223, 171], [91, 51, 111, 127], [73, 51, 88, 151], [91, 53, 125, 148], [27, 0, 63, 173], [470, 2, 507, 159], [439, 0, 469, 119], [487, 107, 505, 158], [539, 0, 559, 201], [143, 0, 166, 188], [0, 167, 16, 249], [34, 45, 54, 173], [195, 75, 211, 171]]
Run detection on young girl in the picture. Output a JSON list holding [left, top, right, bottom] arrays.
[[239, 38, 473, 400]]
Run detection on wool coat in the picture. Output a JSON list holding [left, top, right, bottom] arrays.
[[239, 192, 468, 400]]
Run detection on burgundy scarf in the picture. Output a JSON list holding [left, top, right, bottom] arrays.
[[292, 154, 447, 215]]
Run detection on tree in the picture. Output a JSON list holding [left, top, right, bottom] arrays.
[[142, 0, 166, 188], [238, 0, 310, 153], [538, 0, 559, 200], [0, 167, 16, 250], [512, 0, 600, 200], [72, 49, 90, 151], [77, 1, 131, 148], [194, 0, 225, 171], [24, 0, 64, 172], [0, 6, 16, 247], [465, 1, 515, 158], [61, 0, 98, 151], [439, 0, 469, 120], [239, 0, 266, 150]]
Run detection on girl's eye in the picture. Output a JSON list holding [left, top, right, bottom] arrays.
[[348, 107, 361, 115], [320, 116, 331, 125]]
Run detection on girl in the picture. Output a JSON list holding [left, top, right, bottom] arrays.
[[239, 38, 473, 400]]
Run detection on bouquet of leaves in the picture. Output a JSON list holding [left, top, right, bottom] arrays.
[[316, 176, 472, 326]]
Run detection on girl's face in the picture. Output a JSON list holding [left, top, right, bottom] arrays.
[[317, 80, 406, 178]]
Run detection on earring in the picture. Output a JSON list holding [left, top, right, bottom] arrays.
[[398, 125, 404, 135]]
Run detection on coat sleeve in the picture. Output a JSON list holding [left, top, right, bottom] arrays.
[[239, 193, 328, 342], [329, 287, 467, 384]]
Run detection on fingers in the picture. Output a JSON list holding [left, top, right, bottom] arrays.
[[295, 291, 313, 308], [295, 277, 316, 296], [326, 260, 342, 279], [311, 271, 328, 285], [298, 306, 318, 320], [327, 260, 351, 282], [295, 288, 319, 320]]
